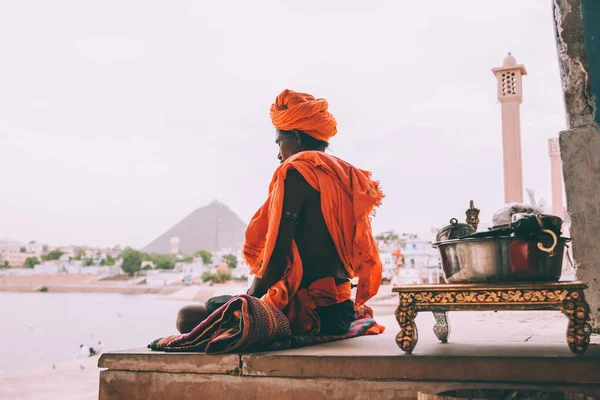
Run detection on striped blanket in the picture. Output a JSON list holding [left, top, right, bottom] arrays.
[[149, 294, 376, 354]]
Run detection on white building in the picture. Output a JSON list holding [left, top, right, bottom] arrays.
[[34, 262, 61, 275], [25, 241, 44, 255], [66, 262, 84, 274], [379, 252, 396, 283], [402, 238, 440, 269], [80, 266, 118, 276], [0, 240, 41, 267], [180, 261, 207, 282], [402, 237, 443, 284], [0, 268, 35, 277], [59, 246, 76, 258], [33, 260, 120, 277], [0, 240, 22, 267], [376, 234, 443, 285], [12, 252, 38, 268], [85, 249, 96, 259]]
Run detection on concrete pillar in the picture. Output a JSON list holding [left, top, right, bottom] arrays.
[[492, 54, 528, 204], [548, 138, 565, 219], [553, 0, 600, 331]]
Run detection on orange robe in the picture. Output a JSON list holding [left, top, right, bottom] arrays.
[[243, 151, 385, 335]]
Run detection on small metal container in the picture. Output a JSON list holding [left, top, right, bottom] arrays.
[[433, 236, 567, 283], [436, 218, 476, 242]]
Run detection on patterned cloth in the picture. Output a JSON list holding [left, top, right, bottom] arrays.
[[149, 295, 376, 354], [272, 318, 376, 351]]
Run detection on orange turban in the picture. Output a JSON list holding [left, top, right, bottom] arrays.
[[270, 89, 337, 142]]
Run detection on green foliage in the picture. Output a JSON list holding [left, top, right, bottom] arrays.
[[201, 271, 213, 282], [154, 255, 175, 270], [375, 230, 399, 242], [222, 254, 238, 269], [142, 264, 153, 270], [201, 269, 232, 284], [1, 260, 10, 268], [20, 247, 26, 253], [74, 251, 85, 260], [84, 258, 95, 267], [194, 250, 213, 265], [215, 269, 232, 283], [121, 248, 143, 277], [100, 254, 116, 266], [24, 257, 40, 268], [179, 255, 194, 263], [43, 250, 64, 261], [131, 253, 176, 270], [106, 254, 116, 265]]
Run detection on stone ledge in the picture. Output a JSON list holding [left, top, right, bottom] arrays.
[[100, 332, 600, 384], [99, 349, 241, 375], [99, 370, 600, 400], [242, 339, 600, 383]]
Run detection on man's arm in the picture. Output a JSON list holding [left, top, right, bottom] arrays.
[[248, 169, 308, 297]]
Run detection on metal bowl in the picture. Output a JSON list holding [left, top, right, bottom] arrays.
[[433, 236, 567, 283]]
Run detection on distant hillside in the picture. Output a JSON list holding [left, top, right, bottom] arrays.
[[142, 201, 247, 254]]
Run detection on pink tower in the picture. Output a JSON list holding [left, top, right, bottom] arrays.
[[492, 53, 528, 204], [548, 138, 565, 219]]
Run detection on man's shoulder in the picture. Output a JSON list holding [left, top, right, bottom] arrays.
[[285, 168, 308, 185], [284, 168, 321, 199]]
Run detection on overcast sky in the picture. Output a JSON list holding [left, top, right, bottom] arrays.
[[0, 0, 566, 248]]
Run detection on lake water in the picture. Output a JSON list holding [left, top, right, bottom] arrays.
[[0, 292, 190, 372]]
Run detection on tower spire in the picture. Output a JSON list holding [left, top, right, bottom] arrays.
[[548, 138, 565, 218], [492, 52, 528, 204]]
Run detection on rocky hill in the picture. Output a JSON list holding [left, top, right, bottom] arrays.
[[142, 201, 246, 254]]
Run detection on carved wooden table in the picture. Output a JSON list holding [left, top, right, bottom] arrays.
[[393, 281, 592, 355]]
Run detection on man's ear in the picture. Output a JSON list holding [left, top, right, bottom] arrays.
[[293, 130, 301, 146]]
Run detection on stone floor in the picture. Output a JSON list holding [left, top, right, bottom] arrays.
[[99, 311, 600, 400]]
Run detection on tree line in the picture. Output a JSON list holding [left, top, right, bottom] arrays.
[[121, 249, 238, 277], [13, 247, 238, 277]]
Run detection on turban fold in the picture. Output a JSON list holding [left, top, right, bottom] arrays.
[[270, 89, 337, 142]]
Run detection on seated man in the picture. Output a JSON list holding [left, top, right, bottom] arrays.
[[176, 89, 384, 336]]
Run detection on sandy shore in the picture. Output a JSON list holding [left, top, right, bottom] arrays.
[[0, 274, 208, 296], [0, 274, 399, 303]]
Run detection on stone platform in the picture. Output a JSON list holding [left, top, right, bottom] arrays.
[[99, 313, 600, 400]]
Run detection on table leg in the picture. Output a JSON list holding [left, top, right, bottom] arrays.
[[395, 295, 418, 354], [559, 289, 592, 355], [432, 311, 450, 343]]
